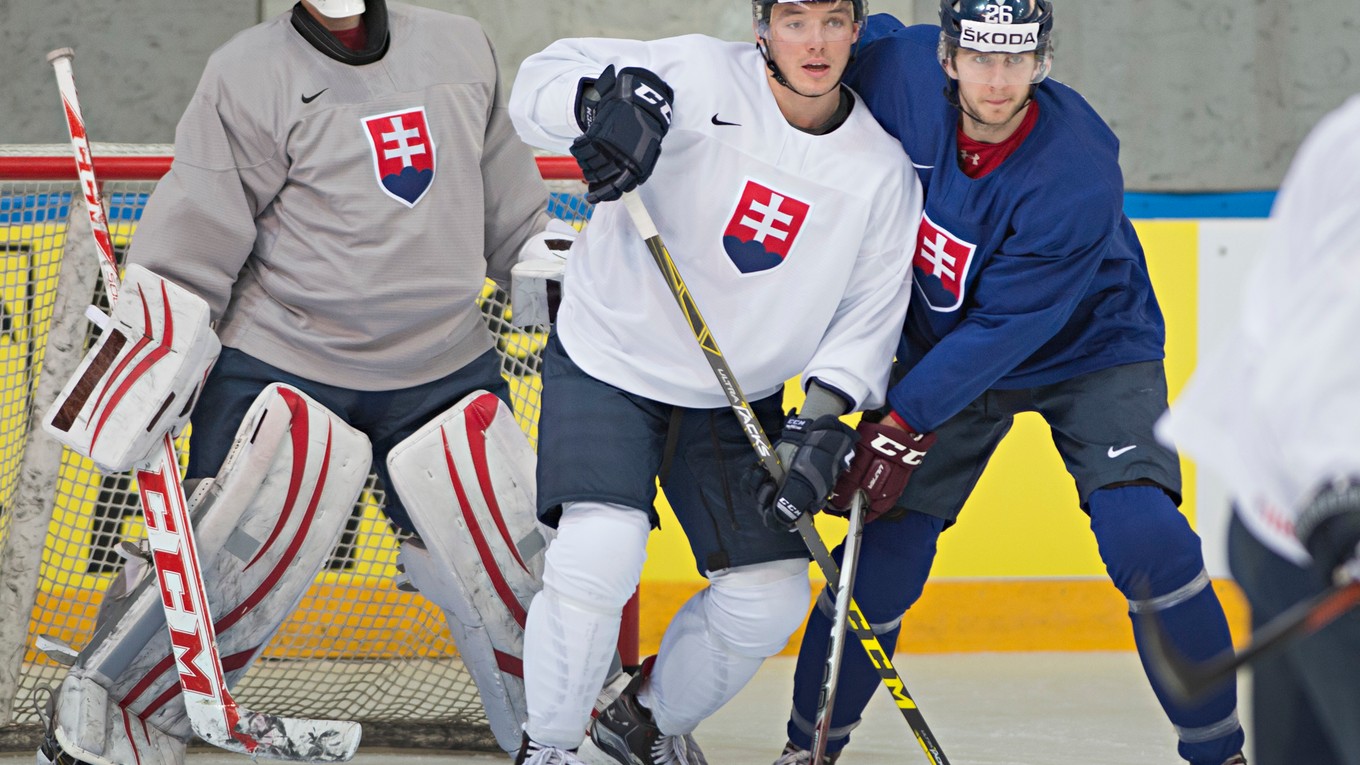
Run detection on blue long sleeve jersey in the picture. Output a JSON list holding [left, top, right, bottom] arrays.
[[845, 18, 1166, 433]]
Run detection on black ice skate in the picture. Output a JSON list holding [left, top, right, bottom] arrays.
[[588, 659, 707, 765], [514, 731, 587, 765]]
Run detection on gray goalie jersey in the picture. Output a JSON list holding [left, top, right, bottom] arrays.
[[128, 2, 548, 390]]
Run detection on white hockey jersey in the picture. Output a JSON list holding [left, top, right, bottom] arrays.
[[1158, 94, 1360, 564], [510, 35, 920, 410]]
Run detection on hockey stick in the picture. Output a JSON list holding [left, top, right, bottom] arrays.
[[619, 191, 950, 765], [811, 491, 865, 763], [48, 47, 362, 762], [1141, 578, 1360, 701]]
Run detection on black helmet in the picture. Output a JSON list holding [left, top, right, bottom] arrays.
[[938, 0, 1053, 83], [753, 0, 868, 38]]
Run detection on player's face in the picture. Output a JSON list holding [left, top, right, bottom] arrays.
[[947, 49, 1037, 137], [763, 2, 861, 97]]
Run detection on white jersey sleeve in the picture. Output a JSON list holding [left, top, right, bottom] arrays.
[[508, 35, 917, 411], [1158, 93, 1360, 564]]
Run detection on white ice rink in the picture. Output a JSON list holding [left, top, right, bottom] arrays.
[[2, 653, 1253, 765]]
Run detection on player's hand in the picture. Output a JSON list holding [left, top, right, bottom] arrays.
[[754, 413, 858, 530], [1296, 478, 1360, 584], [570, 65, 674, 204], [826, 418, 935, 523]]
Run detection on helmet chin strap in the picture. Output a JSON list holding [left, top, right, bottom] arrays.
[[757, 40, 839, 99], [945, 79, 1036, 133]]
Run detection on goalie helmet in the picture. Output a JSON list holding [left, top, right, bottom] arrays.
[[307, 0, 365, 18], [938, 0, 1053, 84], [753, 0, 868, 39]]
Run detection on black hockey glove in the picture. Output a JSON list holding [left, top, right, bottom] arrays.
[[1295, 478, 1360, 583], [570, 65, 674, 204], [753, 413, 858, 530], [826, 419, 936, 523]]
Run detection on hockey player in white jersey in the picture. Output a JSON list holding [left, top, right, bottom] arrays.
[[507, 1, 922, 763], [1158, 93, 1360, 765], [36, 1, 573, 763]]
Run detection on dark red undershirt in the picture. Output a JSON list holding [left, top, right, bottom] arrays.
[[332, 22, 367, 51], [955, 98, 1040, 179]]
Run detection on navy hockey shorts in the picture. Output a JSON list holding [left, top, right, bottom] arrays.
[[535, 333, 811, 575], [899, 360, 1182, 522], [186, 345, 510, 535]]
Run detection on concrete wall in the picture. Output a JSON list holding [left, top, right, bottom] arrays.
[[3, 0, 257, 144], [4, 1, 1360, 190]]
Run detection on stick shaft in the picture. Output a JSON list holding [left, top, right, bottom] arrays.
[[620, 191, 949, 764]]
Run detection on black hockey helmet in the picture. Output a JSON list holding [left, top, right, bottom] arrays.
[[938, 0, 1053, 84]]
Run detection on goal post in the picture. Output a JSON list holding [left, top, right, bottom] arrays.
[[0, 144, 623, 751]]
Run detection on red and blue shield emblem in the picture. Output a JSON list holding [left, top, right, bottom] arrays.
[[721, 180, 811, 274], [913, 211, 976, 312], [362, 107, 436, 208]]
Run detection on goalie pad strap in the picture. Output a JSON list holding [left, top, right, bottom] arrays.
[[54, 384, 371, 757], [43, 264, 221, 472], [387, 391, 546, 753]]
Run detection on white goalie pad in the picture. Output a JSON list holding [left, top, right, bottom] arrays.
[[386, 391, 547, 752], [47, 383, 371, 762], [43, 264, 221, 472]]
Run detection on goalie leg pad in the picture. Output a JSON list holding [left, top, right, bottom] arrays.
[[386, 391, 546, 752], [43, 264, 221, 472], [51, 383, 371, 756]]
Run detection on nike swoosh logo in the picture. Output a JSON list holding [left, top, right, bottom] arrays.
[[912, 162, 935, 169], [1107, 445, 1138, 458], [711, 114, 740, 126], [301, 88, 329, 104]]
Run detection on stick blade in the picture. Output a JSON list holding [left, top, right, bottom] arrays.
[[189, 705, 363, 763], [1136, 609, 1237, 703]]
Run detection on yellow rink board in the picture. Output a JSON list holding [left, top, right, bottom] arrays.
[[17, 219, 1245, 658]]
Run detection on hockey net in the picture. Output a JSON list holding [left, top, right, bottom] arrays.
[[0, 144, 596, 751]]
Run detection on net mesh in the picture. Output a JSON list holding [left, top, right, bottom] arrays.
[[0, 144, 590, 747]]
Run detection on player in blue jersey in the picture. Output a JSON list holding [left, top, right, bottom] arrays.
[[773, 2, 1247, 764]]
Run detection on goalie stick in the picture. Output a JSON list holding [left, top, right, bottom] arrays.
[[47, 47, 362, 762], [1141, 578, 1360, 701], [811, 490, 865, 764], [619, 191, 950, 765]]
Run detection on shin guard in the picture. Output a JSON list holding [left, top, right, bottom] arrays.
[[386, 391, 546, 753], [47, 384, 371, 763]]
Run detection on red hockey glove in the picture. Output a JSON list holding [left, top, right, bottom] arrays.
[[826, 420, 936, 523]]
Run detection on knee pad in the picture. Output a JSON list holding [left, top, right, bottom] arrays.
[[48, 384, 370, 759], [705, 558, 811, 659], [387, 391, 549, 752], [1089, 485, 1210, 602], [542, 502, 651, 612]]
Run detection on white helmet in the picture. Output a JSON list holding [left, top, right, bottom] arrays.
[[308, 0, 365, 18]]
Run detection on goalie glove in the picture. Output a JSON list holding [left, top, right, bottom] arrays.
[[753, 413, 858, 530], [826, 419, 936, 523], [1295, 478, 1360, 584], [511, 218, 576, 326], [571, 64, 674, 204]]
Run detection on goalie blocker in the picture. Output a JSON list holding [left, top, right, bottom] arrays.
[[43, 264, 221, 472], [40, 384, 372, 765]]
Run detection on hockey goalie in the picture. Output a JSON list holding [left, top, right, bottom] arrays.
[[35, 259, 568, 764], [31, 0, 595, 758]]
